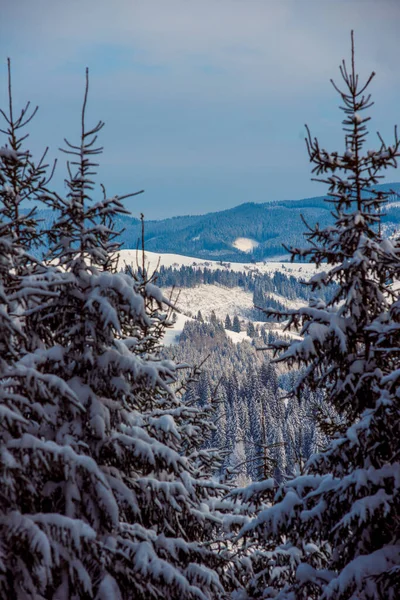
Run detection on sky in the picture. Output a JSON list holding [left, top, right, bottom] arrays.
[[1, 0, 400, 220]]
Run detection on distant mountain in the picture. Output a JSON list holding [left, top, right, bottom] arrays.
[[35, 182, 400, 262]]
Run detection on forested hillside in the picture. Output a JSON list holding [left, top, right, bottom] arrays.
[[163, 318, 328, 486], [31, 181, 400, 262]]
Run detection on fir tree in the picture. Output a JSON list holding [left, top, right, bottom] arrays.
[[0, 59, 55, 254], [232, 32, 400, 600], [246, 321, 256, 338], [225, 314, 232, 330], [0, 79, 101, 599], [232, 315, 241, 333], [2, 69, 234, 599]]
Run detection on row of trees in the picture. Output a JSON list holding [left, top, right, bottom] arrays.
[[155, 263, 333, 303]]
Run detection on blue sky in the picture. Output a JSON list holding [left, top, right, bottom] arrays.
[[2, 0, 400, 219]]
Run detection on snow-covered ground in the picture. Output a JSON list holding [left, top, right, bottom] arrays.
[[162, 284, 302, 346], [168, 284, 254, 321], [232, 237, 259, 253], [162, 313, 192, 345], [118, 249, 321, 279], [165, 284, 303, 321], [162, 285, 253, 345], [118, 250, 308, 346]]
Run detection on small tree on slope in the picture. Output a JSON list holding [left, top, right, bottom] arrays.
[[23, 70, 234, 598], [230, 32, 400, 600]]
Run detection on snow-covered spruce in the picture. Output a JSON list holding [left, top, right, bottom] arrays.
[[0, 160, 94, 597], [0, 78, 95, 598], [230, 33, 400, 599], [6, 70, 235, 598]]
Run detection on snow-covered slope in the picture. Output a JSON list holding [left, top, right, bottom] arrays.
[[118, 250, 309, 346], [118, 249, 321, 279], [162, 286, 253, 345], [163, 313, 192, 346], [169, 284, 254, 321], [166, 284, 303, 321]]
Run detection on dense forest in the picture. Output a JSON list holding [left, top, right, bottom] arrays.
[[155, 263, 333, 300], [164, 319, 328, 485]]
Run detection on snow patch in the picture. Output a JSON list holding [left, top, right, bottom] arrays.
[[225, 329, 251, 344], [163, 313, 193, 346], [232, 237, 259, 253]]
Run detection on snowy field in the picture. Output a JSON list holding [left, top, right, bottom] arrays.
[[166, 284, 255, 321], [117, 249, 321, 279], [161, 284, 302, 346], [54, 249, 309, 346], [118, 249, 308, 346], [164, 284, 303, 321]]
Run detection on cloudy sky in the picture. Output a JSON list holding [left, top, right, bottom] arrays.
[[2, 0, 400, 219]]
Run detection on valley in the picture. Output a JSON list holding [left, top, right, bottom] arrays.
[[117, 248, 324, 486]]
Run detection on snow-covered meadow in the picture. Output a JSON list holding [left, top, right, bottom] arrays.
[[118, 249, 309, 344], [117, 248, 322, 279]]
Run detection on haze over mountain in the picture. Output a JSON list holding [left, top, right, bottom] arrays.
[[37, 182, 400, 261]]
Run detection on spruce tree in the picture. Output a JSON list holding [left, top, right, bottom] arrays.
[[232, 32, 400, 600], [232, 315, 241, 333], [246, 321, 256, 338], [1, 68, 235, 598], [0, 59, 57, 255], [0, 81, 101, 598]]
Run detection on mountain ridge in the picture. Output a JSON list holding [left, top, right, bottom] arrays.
[[35, 182, 400, 262]]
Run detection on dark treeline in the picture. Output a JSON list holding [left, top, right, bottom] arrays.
[[154, 263, 334, 300]]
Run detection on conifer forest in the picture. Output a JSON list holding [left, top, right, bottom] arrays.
[[1, 22, 400, 600]]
